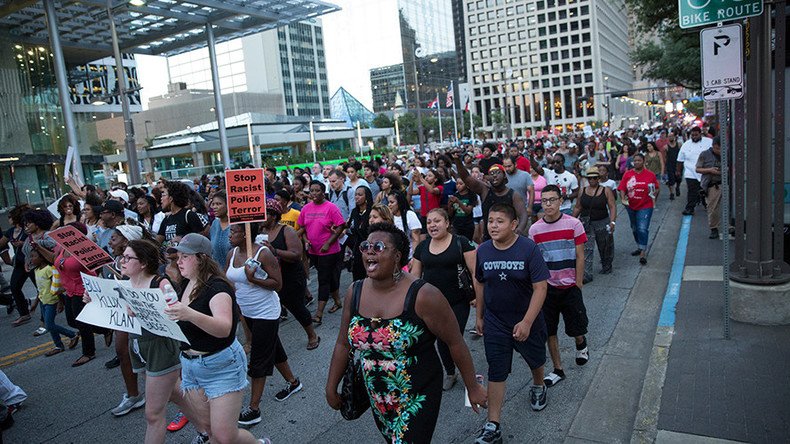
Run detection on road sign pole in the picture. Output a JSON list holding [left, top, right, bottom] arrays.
[[720, 99, 731, 340]]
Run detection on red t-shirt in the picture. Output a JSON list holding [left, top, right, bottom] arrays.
[[618, 168, 659, 210], [418, 184, 443, 217]]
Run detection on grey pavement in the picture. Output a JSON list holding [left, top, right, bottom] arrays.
[[656, 212, 790, 443], [0, 196, 696, 444]]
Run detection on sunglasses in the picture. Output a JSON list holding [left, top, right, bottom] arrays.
[[359, 240, 388, 254]]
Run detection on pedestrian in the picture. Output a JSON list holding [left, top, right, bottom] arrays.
[[50, 195, 81, 230], [411, 208, 478, 390], [327, 170, 352, 220], [14, 209, 57, 327], [502, 156, 535, 220], [677, 127, 712, 215], [618, 153, 660, 265], [368, 203, 394, 225], [387, 191, 422, 258], [374, 173, 403, 204], [164, 234, 267, 444], [408, 168, 445, 236], [644, 141, 665, 180], [326, 223, 487, 443], [696, 137, 723, 239], [0, 205, 31, 318], [297, 180, 345, 325], [474, 203, 550, 444], [136, 195, 160, 234], [529, 185, 590, 388], [258, 200, 320, 350], [208, 191, 231, 266], [536, 153, 579, 215], [347, 186, 374, 281], [448, 179, 477, 240], [530, 166, 547, 220], [573, 167, 616, 279], [664, 131, 682, 200], [29, 248, 76, 357], [156, 181, 206, 247], [56, 222, 113, 367]]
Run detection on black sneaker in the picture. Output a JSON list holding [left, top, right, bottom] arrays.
[[630, 249, 642, 256], [105, 355, 120, 369], [475, 422, 502, 444], [238, 407, 261, 426], [582, 275, 593, 285], [709, 229, 719, 239], [274, 379, 303, 402], [530, 384, 547, 411], [682, 209, 694, 216], [599, 266, 612, 275]]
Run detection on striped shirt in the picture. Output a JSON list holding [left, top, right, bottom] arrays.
[[528, 214, 587, 288]]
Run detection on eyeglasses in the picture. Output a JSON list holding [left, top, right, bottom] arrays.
[[120, 255, 140, 263], [359, 240, 388, 254], [541, 197, 561, 205]]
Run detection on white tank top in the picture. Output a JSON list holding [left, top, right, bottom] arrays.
[[226, 246, 280, 320]]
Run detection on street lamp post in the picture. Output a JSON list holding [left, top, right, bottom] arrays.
[[411, 58, 425, 151], [604, 76, 612, 128]]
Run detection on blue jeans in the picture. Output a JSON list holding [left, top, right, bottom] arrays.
[[41, 303, 76, 349], [626, 207, 653, 250]]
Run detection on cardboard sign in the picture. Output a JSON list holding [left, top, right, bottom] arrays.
[[116, 286, 190, 344], [226, 168, 267, 224], [77, 274, 140, 334], [50, 225, 114, 271]]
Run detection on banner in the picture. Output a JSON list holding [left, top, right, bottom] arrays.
[[49, 225, 114, 271], [116, 286, 189, 344], [225, 168, 267, 224], [77, 274, 140, 334]]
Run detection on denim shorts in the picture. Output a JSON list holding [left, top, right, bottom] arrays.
[[180, 339, 249, 399]]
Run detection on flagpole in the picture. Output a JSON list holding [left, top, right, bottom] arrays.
[[436, 92, 443, 144], [470, 106, 474, 141], [450, 81, 458, 145]]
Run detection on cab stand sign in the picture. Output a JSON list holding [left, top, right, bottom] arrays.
[[679, 0, 763, 29], [701, 24, 744, 101]]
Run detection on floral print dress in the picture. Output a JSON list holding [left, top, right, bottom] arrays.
[[347, 279, 443, 444]]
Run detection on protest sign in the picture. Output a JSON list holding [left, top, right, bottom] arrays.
[[116, 286, 189, 344], [50, 225, 114, 271], [76, 274, 140, 334], [64, 146, 75, 181], [226, 168, 267, 224]]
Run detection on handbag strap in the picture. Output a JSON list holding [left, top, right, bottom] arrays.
[[351, 279, 364, 316]]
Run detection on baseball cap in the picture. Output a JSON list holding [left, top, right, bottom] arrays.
[[488, 164, 506, 174], [167, 233, 212, 256], [109, 189, 129, 202], [101, 200, 125, 215]]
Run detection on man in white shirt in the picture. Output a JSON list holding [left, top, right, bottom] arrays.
[[676, 127, 712, 215], [543, 153, 579, 215]]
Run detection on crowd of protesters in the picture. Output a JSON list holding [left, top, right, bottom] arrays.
[[0, 122, 723, 443]]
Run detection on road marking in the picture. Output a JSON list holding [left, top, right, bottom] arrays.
[[0, 341, 54, 368], [658, 215, 692, 327]]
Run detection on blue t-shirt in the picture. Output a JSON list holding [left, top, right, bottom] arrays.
[[475, 235, 550, 333], [209, 218, 231, 267]]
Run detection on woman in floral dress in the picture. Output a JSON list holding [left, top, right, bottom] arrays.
[[326, 223, 487, 443]]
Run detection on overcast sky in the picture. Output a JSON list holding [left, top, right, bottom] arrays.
[[136, 0, 401, 112]]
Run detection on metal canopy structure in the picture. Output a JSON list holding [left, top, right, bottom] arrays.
[[0, 0, 339, 62]]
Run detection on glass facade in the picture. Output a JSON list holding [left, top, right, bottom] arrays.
[[330, 87, 376, 127], [370, 64, 407, 113], [169, 39, 247, 93], [278, 22, 330, 118], [0, 37, 126, 208]]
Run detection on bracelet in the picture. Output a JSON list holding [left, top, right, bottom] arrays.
[[610, 221, 616, 225]]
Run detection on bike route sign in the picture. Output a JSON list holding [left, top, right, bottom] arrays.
[[678, 0, 763, 29]]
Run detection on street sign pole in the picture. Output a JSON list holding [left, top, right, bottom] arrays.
[[720, 99, 731, 340]]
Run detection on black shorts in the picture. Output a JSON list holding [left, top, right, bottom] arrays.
[[244, 317, 288, 378], [483, 315, 547, 383], [543, 285, 588, 337]]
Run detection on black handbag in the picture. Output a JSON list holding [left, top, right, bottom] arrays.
[[340, 280, 370, 420], [456, 237, 476, 302]]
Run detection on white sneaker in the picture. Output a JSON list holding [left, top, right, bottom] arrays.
[[111, 393, 145, 416], [442, 373, 457, 391], [33, 327, 47, 336]]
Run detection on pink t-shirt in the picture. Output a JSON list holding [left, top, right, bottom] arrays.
[[297, 200, 345, 256], [531, 174, 547, 202]]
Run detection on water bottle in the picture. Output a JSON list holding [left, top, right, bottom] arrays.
[[163, 283, 178, 306]]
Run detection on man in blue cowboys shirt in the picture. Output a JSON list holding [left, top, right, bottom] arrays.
[[473, 202, 550, 444]]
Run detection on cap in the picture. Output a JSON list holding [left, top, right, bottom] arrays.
[[109, 189, 129, 202], [167, 233, 212, 256], [115, 225, 143, 241], [266, 198, 283, 215], [584, 166, 600, 178], [101, 200, 125, 215]]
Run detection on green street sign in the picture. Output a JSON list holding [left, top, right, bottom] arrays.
[[678, 0, 763, 29]]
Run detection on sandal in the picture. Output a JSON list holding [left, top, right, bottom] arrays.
[[104, 331, 113, 347], [328, 303, 342, 314], [12, 316, 31, 327], [307, 336, 321, 350], [71, 355, 95, 367], [311, 315, 322, 326], [45, 348, 64, 357], [67, 333, 80, 350]]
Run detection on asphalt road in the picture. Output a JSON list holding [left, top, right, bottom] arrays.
[[1, 199, 674, 444]]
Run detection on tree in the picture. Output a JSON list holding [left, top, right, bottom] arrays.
[[626, 0, 701, 89], [372, 113, 392, 129], [91, 139, 118, 155]]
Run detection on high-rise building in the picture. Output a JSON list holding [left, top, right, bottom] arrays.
[[367, 0, 464, 114], [167, 19, 330, 118], [464, 0, 638, 135]]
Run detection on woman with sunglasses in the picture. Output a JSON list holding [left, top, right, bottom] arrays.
[[164, 233, 267, 444], [573, 167, 617, 280], [326, 223, 487, 442], [411, 208, 478, 391]]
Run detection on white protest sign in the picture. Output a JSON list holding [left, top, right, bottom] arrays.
[[116, 286, 190, 344], [64, 146, 75, 181], [77, 273, 140, 334]]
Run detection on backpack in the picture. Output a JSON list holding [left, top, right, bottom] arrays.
[[328, 187, 350, 209]]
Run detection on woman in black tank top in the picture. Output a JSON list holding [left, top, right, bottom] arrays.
[[572, 168, 616, 280]]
